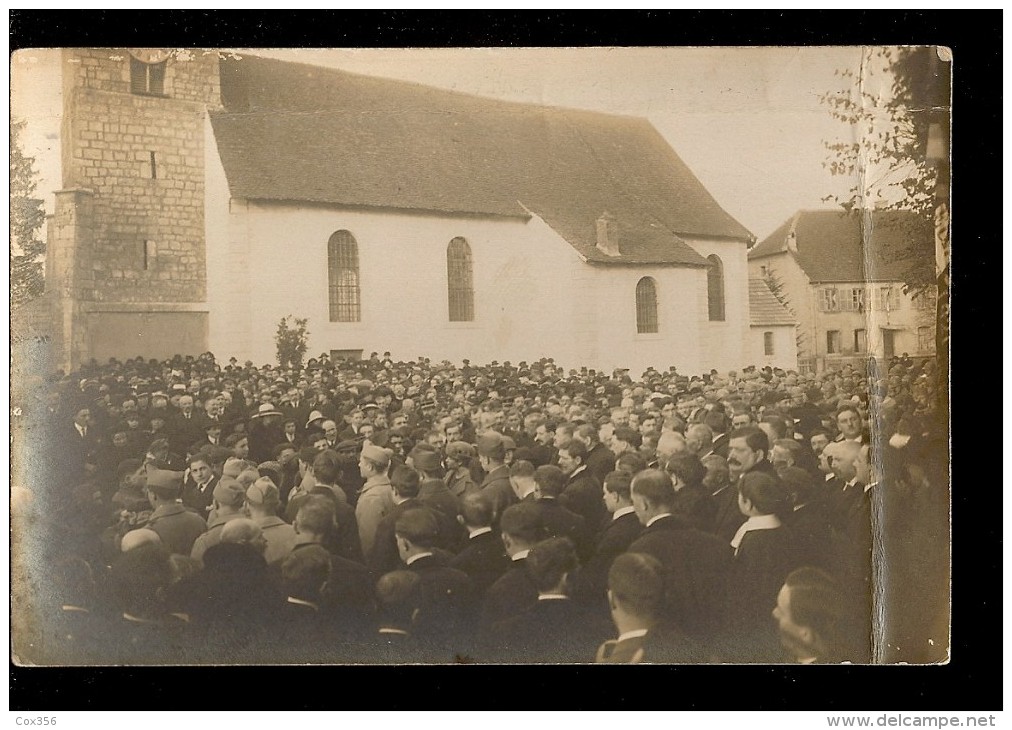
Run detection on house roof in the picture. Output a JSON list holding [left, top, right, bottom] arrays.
[[210, 55, 753, 266], [748, 209, 934, 283], [749, 278, 796, 326]]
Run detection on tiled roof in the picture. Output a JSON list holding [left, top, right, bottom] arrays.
[[749, 278, 796, 326], [210, 55, 753, 266], [748, 209, 934, 283]]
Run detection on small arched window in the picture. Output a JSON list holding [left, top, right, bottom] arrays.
[[636, 277, 658, 334], [707, 255, 725, 321], [130, 57, 166, 96], [328, 230, 360, 322], [447, 237, 474, 322]]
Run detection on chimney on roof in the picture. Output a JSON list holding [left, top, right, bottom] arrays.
[[596, 212, 620, 257]]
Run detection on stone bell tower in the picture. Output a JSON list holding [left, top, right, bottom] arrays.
[[48, 48, 222, 369]]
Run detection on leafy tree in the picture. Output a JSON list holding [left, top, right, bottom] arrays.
[[275, 315, 310, 370], [10, 120, 46, 309], [819, 46, 949, 294], [821, 46, 950, 411]]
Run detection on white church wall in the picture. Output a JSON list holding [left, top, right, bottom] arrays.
[[583, 264, 705, 376], [682, 237, 752, 372], [216, 202, 588, 366]]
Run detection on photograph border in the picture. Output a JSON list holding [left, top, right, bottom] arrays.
[[8, 8, 995, 711]]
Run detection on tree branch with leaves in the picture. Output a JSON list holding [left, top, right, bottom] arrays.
[[10, 120, 46, 309], [820, 46, 946, 294]]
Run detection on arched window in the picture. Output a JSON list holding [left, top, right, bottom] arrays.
[[707, 255, 725, 321], [636, 277, 658, 334], [447, 237, 474, 322], [328, 230, 360, 322]]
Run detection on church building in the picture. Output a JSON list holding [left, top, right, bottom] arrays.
[[45, 49, 765, 375]]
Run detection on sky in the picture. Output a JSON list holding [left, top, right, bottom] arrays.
[[10, 46, 873, 241]]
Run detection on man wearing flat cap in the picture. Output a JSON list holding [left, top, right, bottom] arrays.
[[246, 477, 297, 567], [190, 478, 247, 564], [144, 468, 207, 557], [356, 443, 396, 558], [476, 432, 516, 527]]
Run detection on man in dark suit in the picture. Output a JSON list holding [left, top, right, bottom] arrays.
[[281, 388, 311, 436], [366, 570, 427, 663], [181, 452, 219, 518], [287, 450, 362, 564], [61, 406, 100, 488], [822, 440, 866, 533], [338, 408, 366, 442], [556, 438, 605, 529], [275, 544, 340, 661], [491, 537, 611, 663], [727, 427, 780, 483], [704, 411, 731, 459], [476, 432, 516, 526], [596, 552, 707, 663], [667, 453, 717, 532], [290, 497, 374, 635], [575, 423, 616, 485], [834, 405, 869, 445], [572, 470, 642, 608], [396, 508, 475, 659], [368, 465, 427, 576], [168, 394, 204, 457], [480, 502, 546, 634], [780, 466, 833, 573], [531, 420, 558, 469], [627, 469, 732, 641], [773, 567, 858, 663], [449, 491, 510, 597], [713, 427, 780, 543], [530, 464, 591, 561]]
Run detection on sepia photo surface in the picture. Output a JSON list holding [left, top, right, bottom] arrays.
[[10, 46, 951, 666]]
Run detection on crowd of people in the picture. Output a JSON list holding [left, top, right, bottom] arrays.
[[13, 350, 949, 665]]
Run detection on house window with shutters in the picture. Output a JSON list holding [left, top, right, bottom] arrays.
[[820, 288, 840, 312], [874, 286, 899, 312], [328, 230, 361, 322], [840, 287, 865, 312], [854, 328, 867, 353], [636, 277, 658, 334], [130, 57, 166, 96], [918, 326, 933, 353], [707, 255, 725, 321], [446, 237, 475, 322]]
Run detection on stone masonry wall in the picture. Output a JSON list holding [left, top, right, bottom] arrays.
[[61, 48, 220, 304]]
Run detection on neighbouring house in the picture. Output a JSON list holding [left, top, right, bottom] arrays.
[[748, 278, 797, 371], [747, 209, 936, 374], [45, 49, 760, 375]]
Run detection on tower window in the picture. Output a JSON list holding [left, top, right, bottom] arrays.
[[149, 151, 157, 179], [130, 57, 166, 96], [142, 240, 156, 270]]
